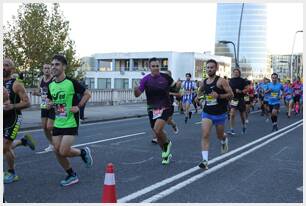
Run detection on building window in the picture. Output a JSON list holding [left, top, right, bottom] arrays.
[[98, 59, 112, 71], [132, 79, 141, 88], [114, 78, 129, 89], [85, 78, 95, 89], [160, 58, 168, 71], [97, 78, 111, 89], [115, 59, 129, 71]]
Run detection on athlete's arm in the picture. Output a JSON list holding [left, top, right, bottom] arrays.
[[78, 89, 91, 108], [4, 81, 31, 111], [134, 76, 147, 97], [219, 78, 234, 100]]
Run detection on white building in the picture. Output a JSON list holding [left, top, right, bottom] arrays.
[[82, 51, 231, 89]]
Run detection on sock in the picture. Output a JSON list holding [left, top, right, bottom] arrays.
[[202, 151, 208, 161], [8, 169, 15, 174], [80, 148, 86, 158], [66, 168, 75, 176], [21, 138, 27, 146]]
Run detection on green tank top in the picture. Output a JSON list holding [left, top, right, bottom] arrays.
[[48, 78, 84, 128]]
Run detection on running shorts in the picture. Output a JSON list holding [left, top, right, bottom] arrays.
[[4, 114, 22, 141], [148, 108, 172, 129], [41, 108, 55, 120], [201, 112, 227, 125], [52, 127, 78, 136]]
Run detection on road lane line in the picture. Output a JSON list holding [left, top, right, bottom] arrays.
[[36, 132, 146, 154], [118, 119, 302, 202], [142, 123, 303, 203]]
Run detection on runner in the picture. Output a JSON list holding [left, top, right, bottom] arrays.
[[283, 80, 294, 118], [46, 54, 93, 186], [182, 73, 197, 123], [266, 73, 283, 131], [292, 77, 303, 115], [244, 80, 252, 124], [32, 64, 55, 151], [134, 57, 176, 165], [196, 59, 233, 169], [3, 58, 36, 184], [228, 68, 248, 135], [262, 78, 271, 122]]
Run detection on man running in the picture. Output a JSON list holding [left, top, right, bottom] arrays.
[[196, 59, 233, 169], [262, 78, 271, 122], [3, 58, 35, 184], [32, 64, 55, 151], [46, 54, 93, 186], [266, 73, 283, 131], [292, 77, 303, 115], [182, 73, 197, 123], [228, 68, 248, 135], [283, 80, 294, 118], [134, 57, 176, 165], [244, 80, 252, 124]]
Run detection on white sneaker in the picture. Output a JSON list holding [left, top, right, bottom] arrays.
[[44, 144, 54, 152]]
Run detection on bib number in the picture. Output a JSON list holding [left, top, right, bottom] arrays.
[[230, 99, 239, 106], [244, 96, 250, 102], [153, 108, 164, 120], [205, 95, 217, 106], [40, 94, 48, 109], [55, 104, 67, 118], [271, 92, 278, 98]]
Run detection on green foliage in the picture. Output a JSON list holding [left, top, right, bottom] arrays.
[[3, 3, 84, 87]]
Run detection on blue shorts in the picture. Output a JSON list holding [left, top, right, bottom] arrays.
[[201, 112, 227, 125]]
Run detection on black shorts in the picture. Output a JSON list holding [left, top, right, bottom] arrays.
[[52, 127, 78, 136], [41, 108, 55, 120], [294, 95, 301, 103], [230, 99, 246, 112], [169, 106, 174, 116], [4, 115, 22, 141], [148, 108, 172, 129], [269, 104, 280, 113]]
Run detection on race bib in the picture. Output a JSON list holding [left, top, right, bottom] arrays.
[[244, 96, 250, 102], [55, 104, 67, 118], [40, 94, 48, 109], [230, 99, 239, 106], [205, 95, 217, 106], [295, 89, 301, 94], [153, 108, 164, 120], [271, 92, 278, 98]]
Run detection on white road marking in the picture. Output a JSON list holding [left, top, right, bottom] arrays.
[[118, 119, 302, 203], [36, 132, 146, 154], [141, 123, 303, 203]]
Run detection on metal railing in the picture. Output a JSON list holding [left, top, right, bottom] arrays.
[[26, 88, 147, 106]]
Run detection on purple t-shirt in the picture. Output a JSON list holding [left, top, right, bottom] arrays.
[[139, 73, 175, 109]]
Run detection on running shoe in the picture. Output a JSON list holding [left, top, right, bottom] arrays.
[[272, 124, 278, 132], [227, 129, 236, 136], [172, 124, 179, 134], [44, 144, 54, 152], [198, 160, 208, 170], [151, 138, 158, 144], [221, 138, 229, 154], [162, 154, 172, 165], [162, 141, 172, 158], [4, 172, 19, 184], [189, 111, 192, 119], [81, 147, 93, 168], [23, 134, 36, 151], [60, 174, 79, 187]]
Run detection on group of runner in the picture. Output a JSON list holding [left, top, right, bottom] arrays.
[[3, 55, 93, 187], [3, 56, 303, 188]]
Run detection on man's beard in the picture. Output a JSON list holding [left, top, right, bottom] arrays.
[[3, 70, 11, 78]]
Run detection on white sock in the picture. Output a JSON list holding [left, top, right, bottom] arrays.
[[202, 151, 208, 161], [221, 137, 228, 144]]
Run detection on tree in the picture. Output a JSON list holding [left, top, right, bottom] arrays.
[[3, 3, 84, 87]]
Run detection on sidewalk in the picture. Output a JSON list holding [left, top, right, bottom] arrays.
[[20, 103, 149, 131]]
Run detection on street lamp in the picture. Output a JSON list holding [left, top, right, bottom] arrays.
[[290, 30, 303, 82], [219, 40, 239, 68]]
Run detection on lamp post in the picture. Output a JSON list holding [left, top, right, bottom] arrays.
[[219, 40, 239, 68], [237, 3, 245, 63], [290, 30, 303, 82]]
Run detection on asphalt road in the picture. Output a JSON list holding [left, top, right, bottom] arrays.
[[4, 108, 303, 203]]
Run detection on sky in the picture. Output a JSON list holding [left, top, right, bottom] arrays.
[[2, 2, 304, 58]]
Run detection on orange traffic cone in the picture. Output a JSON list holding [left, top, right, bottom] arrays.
[[101, 163, 117, 203]]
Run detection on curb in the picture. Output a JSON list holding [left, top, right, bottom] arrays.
[[20, 113, 148, 131]]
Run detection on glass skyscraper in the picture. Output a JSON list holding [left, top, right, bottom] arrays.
[[215, 3, 270, 80]]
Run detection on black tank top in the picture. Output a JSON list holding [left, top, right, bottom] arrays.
[[40, 77, 53, 94], [202, 76, 228, 115], [4, 78, 21, 117]]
